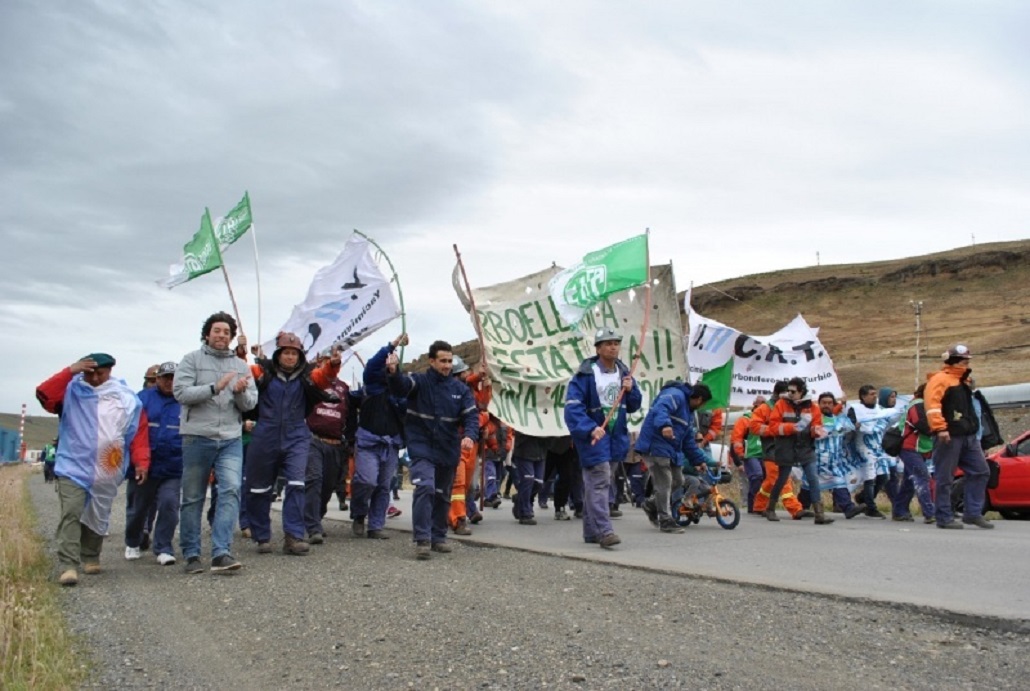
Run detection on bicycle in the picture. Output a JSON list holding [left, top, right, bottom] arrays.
[[675, 467, 740, 529]]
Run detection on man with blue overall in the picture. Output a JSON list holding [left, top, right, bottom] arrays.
[[388, 340, 479, 560], [245, 332, 341, 555]]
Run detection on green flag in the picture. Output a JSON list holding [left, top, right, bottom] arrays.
[[157, 209, 223, 289], [699, 358, 733, 410], [548, 234, 649, 323], [213, 191, 252, 249]]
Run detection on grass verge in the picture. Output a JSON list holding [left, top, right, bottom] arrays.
[[0, 464, 85, 690]]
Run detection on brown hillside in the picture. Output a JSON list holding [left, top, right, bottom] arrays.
[[689, 239, 1030, 396], [430, 240, 1030, 398]]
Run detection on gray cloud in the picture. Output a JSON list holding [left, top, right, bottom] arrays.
[[2, 1, 1029, 414]]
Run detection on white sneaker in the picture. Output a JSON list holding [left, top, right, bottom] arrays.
[[156, 553, 176, 566], [124, 546, 141, 560]]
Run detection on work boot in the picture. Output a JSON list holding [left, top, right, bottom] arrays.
[[453, 518, 472, 535], [598, 533, 621, 549], [257, 542, 273, 554], [609, 506, 623, 518], [308, 533, 324, 545], [58, 569, 78, 586], [795, 509, 815, 519], [844, 503, 866, 519], [659, 519, 685, 534], [351, 517, 365, 537], [938, 520, 964, 529], [416, 541, 431, 560], [82, 562, 101, 575], [891, 515, 914, 522], [962, 516, 994, 529], [367, 530, 390, 540], [763, 509, 780, 522], [519, 517, 537, 525], [487, 497, 502, 509], [641, 500, 659, 527], [813, 502, 834, 525], [866, 507, 887, 519], [431, 542, 453, 553], [469, 511, 483, 525], [284, 535, 310, 555]]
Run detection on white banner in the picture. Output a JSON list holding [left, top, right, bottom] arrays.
[[685, 302, 843, 407], [265, 235, 401, 356], [466, 264, 687, 436]]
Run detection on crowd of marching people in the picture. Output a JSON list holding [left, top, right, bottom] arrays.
[[36, 309, 999, 585]]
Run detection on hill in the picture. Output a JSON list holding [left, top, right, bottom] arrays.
[[0, 412, 58, 454], [416, 239, 1030, 398], [690, 239, 1030, 396]]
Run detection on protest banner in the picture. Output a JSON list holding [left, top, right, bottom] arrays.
[[465, 263, 687, 435], [685, 305, 843, 407]]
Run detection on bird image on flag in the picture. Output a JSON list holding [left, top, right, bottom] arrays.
[[157, 193, 253, 289], [698, 358, 733, 410], [548, 234, 649, 324]]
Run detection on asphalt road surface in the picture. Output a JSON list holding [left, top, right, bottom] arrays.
[[31, 476, 1030, 689]]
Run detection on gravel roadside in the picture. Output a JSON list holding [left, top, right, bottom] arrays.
[[30, 475, 1029, 690]]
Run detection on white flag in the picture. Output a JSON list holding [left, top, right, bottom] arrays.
[[264, 235, 401, 356], [685, 298, 843, 407]]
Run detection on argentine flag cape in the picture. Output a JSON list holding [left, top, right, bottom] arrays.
[[54, 375, 142, 535]]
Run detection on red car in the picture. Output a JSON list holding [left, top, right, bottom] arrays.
[[953, 431, 1030, 520]]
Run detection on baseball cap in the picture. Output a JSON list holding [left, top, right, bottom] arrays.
[[156, 362, 177, 376]]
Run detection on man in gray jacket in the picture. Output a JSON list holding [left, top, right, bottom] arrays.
[[174, 311, 257, 574]]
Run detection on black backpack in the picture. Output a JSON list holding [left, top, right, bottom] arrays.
[[881, 425, 904, 457]]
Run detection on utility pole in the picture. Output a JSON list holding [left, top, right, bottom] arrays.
[[911, 301, 924, 389], [816, 251, 820, 267]]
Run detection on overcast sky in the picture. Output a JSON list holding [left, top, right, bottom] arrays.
[[2, 1, 1028, 416]]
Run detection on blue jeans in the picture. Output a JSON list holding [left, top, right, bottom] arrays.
[[180, 435, 243, 560]]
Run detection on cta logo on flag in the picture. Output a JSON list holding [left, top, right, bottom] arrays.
[[549, 234, 649, 324], [563, 265, 608, 308]]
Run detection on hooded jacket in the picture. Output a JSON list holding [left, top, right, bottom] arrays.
[[564, 355, 642, 468], [633, 381, 707, 467], [174, 344, 257, 440]]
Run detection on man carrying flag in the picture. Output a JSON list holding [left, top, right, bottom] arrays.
[[565, 327, 642, 549]]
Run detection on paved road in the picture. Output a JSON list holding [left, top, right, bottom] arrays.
[[30, 475, 1030, 689], [345, 490, 1030, 626]]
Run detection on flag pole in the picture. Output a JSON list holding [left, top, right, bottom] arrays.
[[354, 229, 407, 364], [247, 192, 263, 345], [596, 229, 653, 437], [453, 243, 492, 512], [208, 208, 244, 337]]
